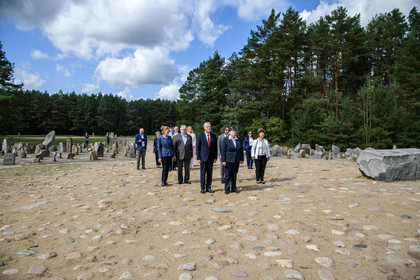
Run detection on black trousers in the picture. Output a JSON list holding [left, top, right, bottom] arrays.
[[225, 162, 239, 192], [254, 155, 267, 181], [177, 158, 191, 183], [200, 160, 214, 190], [161, 156, 172, 183], [154, 150, 161, 166]]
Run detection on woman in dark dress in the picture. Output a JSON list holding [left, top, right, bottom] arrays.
[[221, 126, 244, 194], [157, 126, 175, 186]]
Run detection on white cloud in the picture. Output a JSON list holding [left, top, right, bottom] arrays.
[[154, 84, 180, 100], [15, 68, 46, 88], [1, 0, 235, 59], [236, 0, 290, 21], [95, 47, 178, 88], [31, 49, 50, 60], [56, 64, 71, 77], [115, 87, 134, 101], [190, 0, 229, 47], [81, 83, 99, 93], [301, 0, 417, 26]]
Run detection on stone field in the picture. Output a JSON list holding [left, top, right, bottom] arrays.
[[0, 150, 419, 279]]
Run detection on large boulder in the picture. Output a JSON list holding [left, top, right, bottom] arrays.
[[272, 145, 282, 157], [357, 148, 420, 182], [42, 131, 55, 150]]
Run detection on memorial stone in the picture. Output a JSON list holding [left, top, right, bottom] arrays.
[[66, 138, 73, 153], [94, 142, 104, 157], [301, 144, 312, 155], [2, 138, 12, 154], [331, 145, 340, 158], [357, 148, 420, 182], [294, 143, 302, 152], [3, 153, 15, 165], [129, 143, 136, 158], [89, 151, 98, 160], [73, 145, 78, 155], [59, 143, 66, 153], [42, 131, 55, 150], [272, 145, 282, 157]]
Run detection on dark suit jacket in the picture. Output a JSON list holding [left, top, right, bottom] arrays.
[[196, 132, 217, 163], [174, 133, 193, 160], [221, 136, 244, 163]]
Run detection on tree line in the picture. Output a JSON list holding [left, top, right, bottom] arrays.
[[178, 6, 419, 149], [0, 6, 419, 149]]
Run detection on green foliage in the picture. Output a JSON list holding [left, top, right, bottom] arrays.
[[1, 7, 418, 148], [293, 98, 326, 146], [249, 114, 288, 144]]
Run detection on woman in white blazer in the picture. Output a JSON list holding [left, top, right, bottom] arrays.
[[251, 128, 270, 184]]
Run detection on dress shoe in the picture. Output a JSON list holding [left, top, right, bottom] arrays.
[[142, 167, 147, 170], [261, 181, 265, 184], [178, 182, 183, 185], [207, 189, 215, 193], [221, 180, 225, 184], [200, 189, 205, 194], [184, 181, 191, 184], [161, 182, 165, 187], [234, 190, 239, 193], [225, 191, 230, 194]]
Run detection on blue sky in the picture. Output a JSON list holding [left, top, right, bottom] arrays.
[[0, 0, 416, 100]]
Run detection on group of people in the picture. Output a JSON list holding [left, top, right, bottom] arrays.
[[135, 122, 271, 194]]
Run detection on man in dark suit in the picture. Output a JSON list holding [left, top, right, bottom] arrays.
[[196, 122, 218, 193], [174, 125, 193, 184], [135, 128, 147, 170]]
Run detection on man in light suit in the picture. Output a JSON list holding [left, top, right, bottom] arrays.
[[196, 122, 218, 193], [174, 125, 193, 184], [217, 125, 230, 183]]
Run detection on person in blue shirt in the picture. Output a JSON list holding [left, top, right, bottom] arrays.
[[106, 133, 110, 146], [243, 130, 254, 169], [84, 132, 89, 149], [135, 128, 147, 170], [221, 126, 244, 194], [158, 126, 175, 186], [153, 131, 161, 168]]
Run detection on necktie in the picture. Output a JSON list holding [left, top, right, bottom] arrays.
[[207, 133, 210, 147]]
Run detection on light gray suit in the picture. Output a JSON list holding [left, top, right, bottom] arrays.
[[174, 133, 193, 183], [218, 133, 229, 183]]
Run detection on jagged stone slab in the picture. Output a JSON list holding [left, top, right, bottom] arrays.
[[357, 148, 420, 182]]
